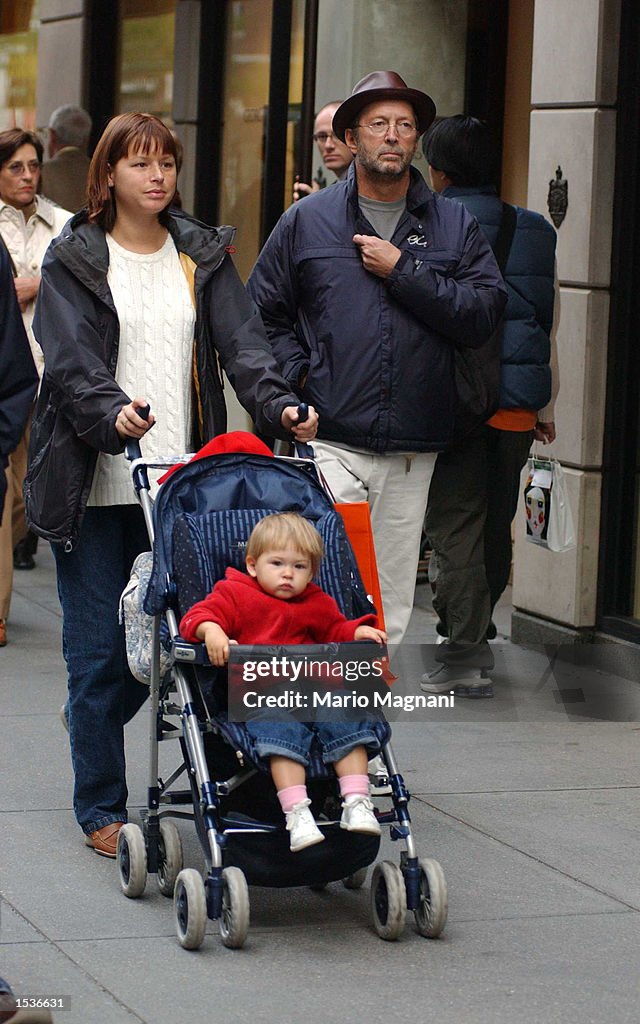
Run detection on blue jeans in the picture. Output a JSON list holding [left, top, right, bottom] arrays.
[[52, 506, 149, 834], [245, 714, 380, 766]]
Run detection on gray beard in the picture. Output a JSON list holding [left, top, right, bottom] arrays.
[[357, 150, 413, 180]]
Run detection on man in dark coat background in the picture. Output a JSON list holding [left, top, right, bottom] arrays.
[[0, 240, 38, 645]]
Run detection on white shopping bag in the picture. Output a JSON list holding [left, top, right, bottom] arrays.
[[524, 456, 576, 552]]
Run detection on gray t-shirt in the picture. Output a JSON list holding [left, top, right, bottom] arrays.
[[358, 195, 406, 241]]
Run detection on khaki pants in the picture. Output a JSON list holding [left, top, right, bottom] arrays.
[[311, 441, 437, 648], [0, 424, 30, 620]]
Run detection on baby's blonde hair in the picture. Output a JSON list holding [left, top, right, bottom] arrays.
[[246, 513, 324, 576]]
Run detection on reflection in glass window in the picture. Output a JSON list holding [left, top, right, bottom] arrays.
[[286, 0, 305, 212], [0, 0, 40, 130], [315, 0, 469, 177], [218, 0, 274, 281], [117, 0, 176, 122]]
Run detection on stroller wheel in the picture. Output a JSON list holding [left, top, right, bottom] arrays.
[[117, 824, 147, 899], [219, 867, 250, 950], [413, 858, 448, 939], [370, 861, 406, 941], [343, 866, 368, 890], [174, 869, 207, 950], [157, 821, 183, 898]]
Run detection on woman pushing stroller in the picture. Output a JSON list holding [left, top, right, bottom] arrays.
[[179, 512, 387, 852], [25, 112, 317, 858]]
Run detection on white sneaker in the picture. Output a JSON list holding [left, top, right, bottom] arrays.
[[285, 799, 325, 852], [367, 754, 392, 796], [340, 795, 381, 835]]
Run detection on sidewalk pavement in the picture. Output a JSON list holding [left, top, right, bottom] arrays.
[[2, 547, 639, 1024]]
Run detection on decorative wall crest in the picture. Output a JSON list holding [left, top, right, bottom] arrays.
[[547, 166, 568, 228]]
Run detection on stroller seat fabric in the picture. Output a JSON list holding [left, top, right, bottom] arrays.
[[144, 452, 372, 617], [170, 500, 390, 778], [172, 506, 367, 619]]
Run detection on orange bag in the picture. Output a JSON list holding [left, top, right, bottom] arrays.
[[334, 501, 386, 632]]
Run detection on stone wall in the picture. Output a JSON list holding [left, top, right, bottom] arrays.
[[512, 0, 621, 639]]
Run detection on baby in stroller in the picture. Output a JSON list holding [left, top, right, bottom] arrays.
[[179, 512, 387, 852]]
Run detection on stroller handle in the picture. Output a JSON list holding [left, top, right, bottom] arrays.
[[273, 402, 312, 458], [292, 402, 315, 460], [125, 404, 151, 493]]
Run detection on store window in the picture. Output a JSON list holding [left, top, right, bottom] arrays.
[[598, 0, 640, 640], [313, 0, 469, 184], [0, 0, 39, 130], [217, 0, 274, 281], [216, 0, 471, 275], [116, 0, 176, 121], [286, 0, 305, 212], [634, 489, 640, 620]]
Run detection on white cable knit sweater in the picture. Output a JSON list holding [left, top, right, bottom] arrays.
[[87, 233, 195, 507]]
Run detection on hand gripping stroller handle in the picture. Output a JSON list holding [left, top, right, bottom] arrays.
[[293, 402, 315, 460], [125, 404, 151, 493], [273, 402, 312, 457]]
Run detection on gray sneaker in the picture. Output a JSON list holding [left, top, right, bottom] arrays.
[[420, 663, 493, 698]]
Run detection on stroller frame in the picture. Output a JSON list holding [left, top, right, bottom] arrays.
[[118, 439, 447, 949]]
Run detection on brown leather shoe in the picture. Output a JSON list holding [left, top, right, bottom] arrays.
[[0, 620, 6, 647], [84, 822, 124, 858]]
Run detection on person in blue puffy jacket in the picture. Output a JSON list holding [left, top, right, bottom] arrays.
[[421, 115, 558, 698]]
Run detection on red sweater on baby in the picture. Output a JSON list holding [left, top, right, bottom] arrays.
[[179, 567, 377, 644]]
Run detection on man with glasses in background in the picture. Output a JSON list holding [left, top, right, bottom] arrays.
[[293, 100, 354, 202], [0, 129, 70, 631], [249, 72, 506, 658]]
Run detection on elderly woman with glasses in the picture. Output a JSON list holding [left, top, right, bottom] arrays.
[[0, 129, 71, 358], [0, 128, 71, 644]]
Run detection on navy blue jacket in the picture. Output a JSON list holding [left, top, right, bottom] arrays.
[[25, 210, 301, 549], [0, 245, 37, 518], [442, 185, 556, 412], [248, 165, 507, 453]]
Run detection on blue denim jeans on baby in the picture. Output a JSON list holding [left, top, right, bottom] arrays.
[[245, 712, 380, 765]]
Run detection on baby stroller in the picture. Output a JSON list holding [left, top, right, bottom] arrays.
[[118, 424, 447, 949]]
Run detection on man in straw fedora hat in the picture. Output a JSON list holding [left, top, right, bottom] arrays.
[[249, 71, 507, 654]]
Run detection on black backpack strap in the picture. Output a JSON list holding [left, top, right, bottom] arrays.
[[492, 202, 517, 273]]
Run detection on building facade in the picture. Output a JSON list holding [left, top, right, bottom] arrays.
[[2, 0, 637, 648]]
